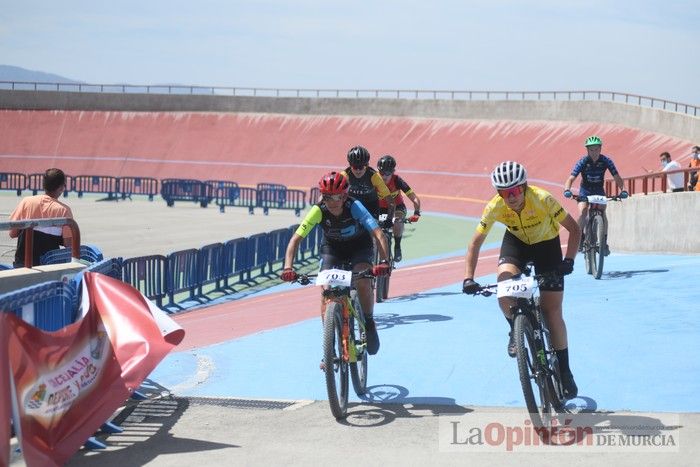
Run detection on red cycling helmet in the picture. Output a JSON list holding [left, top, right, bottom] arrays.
[[318, 171, 349, 195]]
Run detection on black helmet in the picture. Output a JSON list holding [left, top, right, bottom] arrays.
[[347, 146, 370, 167], [377, 155, 396, 173]]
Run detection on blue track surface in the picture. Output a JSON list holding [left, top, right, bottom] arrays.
[[150, 252, 700, 413]]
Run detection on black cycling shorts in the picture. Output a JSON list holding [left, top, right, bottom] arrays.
[[498, 230, 564, 291], [379, 204, 407, 217], [320, 237, 374, 271]]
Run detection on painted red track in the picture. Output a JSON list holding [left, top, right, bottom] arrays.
[[0, 110, 693, 217], [173, 251, 501, 351], [0, 110, 692, 348]]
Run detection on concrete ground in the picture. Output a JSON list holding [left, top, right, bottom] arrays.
[[0, 192, 304, 262]]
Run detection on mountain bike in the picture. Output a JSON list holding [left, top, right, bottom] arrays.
[[574, 194, 622, 279], [294, 267, 375, 419], [473, 267, 568, 429], [374, 214, 415, 302], [375, 214, 394, 303]]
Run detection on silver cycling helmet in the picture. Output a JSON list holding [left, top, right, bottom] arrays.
[[490, 161, 527, 189]]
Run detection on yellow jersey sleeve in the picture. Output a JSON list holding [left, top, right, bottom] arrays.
[[370, 172, 392, 199], [475, 194, 501, 236], [295, 205, 322, 238]]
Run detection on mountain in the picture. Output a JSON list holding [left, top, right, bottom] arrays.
[[0, 65, 82, 83]]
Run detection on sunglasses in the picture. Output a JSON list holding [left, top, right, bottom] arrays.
[[379, 170, 394, 176], [497, 185, 524, 198], [350, 164, 366, 170], [322, 194, 345, 202]]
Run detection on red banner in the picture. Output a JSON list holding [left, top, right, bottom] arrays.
[[4, 272, 184, 466]]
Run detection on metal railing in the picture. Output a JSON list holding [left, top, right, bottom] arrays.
[[606, 166, 698, 195], [0, 217, 81, 267], [1, 80, 697, 117]]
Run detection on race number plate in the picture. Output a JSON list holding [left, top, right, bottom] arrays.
[[586, 195, 608, 205], [497, 276, 536, 299], [316, 269, 352, 287]]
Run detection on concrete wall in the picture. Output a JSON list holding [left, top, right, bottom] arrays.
[[607, 192, 699, 254], [1, 90, 698, 142]]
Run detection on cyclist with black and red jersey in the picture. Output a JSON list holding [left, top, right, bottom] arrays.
[[563, 135, 628, 255], [281, 172, 391, 355], [377, 155, 422, 262], [463, 161, 581, 399], [340, 146, 395, 224]]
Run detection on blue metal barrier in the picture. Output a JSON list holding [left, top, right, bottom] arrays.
[[309, 187, 320, 204], [28, 173, 72, 197], [72, 175, 119, 199], [216, 186, 257, 214], [267, 228, 291, 272], [119, 176, 159, 201], [161, 179, 212, 208], [257, 188, 306, 216], [40, 244, 104, 265], [0, 281, 76, 332], [0, 172, 26, 196], [166, 248, 199, 306], [197, 243, 225, 295], [245, 233, 270, 279], [222, 237, 249, 286], [207, 180, 239, 200], [122, 255, 168, 307], [81, 257, 123, 280]]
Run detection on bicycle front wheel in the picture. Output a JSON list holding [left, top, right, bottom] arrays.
[[514, 314, 554, 429], [591, 214, 605, 279], [323, 302, 349, 419]]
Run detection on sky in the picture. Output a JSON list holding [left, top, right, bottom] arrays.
[[1, 0, 699, 104]]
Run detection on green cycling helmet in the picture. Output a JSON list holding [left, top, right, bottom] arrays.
[[585, 135, 602, 147]]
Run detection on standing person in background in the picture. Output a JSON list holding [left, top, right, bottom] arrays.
[[9, 168, 74, 267], [659, 152, 684, 192], [687, 146, 700, 191], [377, 155, 422, 262], [563, 136, 628, 256]]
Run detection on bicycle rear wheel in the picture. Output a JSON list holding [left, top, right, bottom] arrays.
[[375, 275, 386, 303], [590, 214, 605, 279], [349, 291, 368, 395], [323, 302, 349, 419], [584, 224, 593, 275], [514, 314, 554, 429], [349, 309, 368, 396]]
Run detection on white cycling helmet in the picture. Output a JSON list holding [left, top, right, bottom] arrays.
[[490, 161, 527, 189]]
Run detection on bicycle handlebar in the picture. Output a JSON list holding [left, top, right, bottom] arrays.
[[470, 269, 563, 297], [571, 193, 624, 203], [294, 268, 375, 286]]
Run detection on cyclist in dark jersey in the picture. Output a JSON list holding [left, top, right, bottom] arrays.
[[377, 155, 421, 262], [281, 172, 390, 355], [563, 135, 628, 255], [340, 146, 395, 222]]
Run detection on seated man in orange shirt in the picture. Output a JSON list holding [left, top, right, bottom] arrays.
[[9, 168, 74, 267]]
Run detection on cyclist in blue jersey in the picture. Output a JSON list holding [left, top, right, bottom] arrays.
[[281, 172, 390, 355], [563, 136, 628, 255]]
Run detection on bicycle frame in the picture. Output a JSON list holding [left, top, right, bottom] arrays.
[[474, 271, 567, 427], [295, 268, 373, 418], [321, 286, 365, 363]]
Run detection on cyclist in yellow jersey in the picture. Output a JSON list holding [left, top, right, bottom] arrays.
[[462, 161, 581, 399]]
